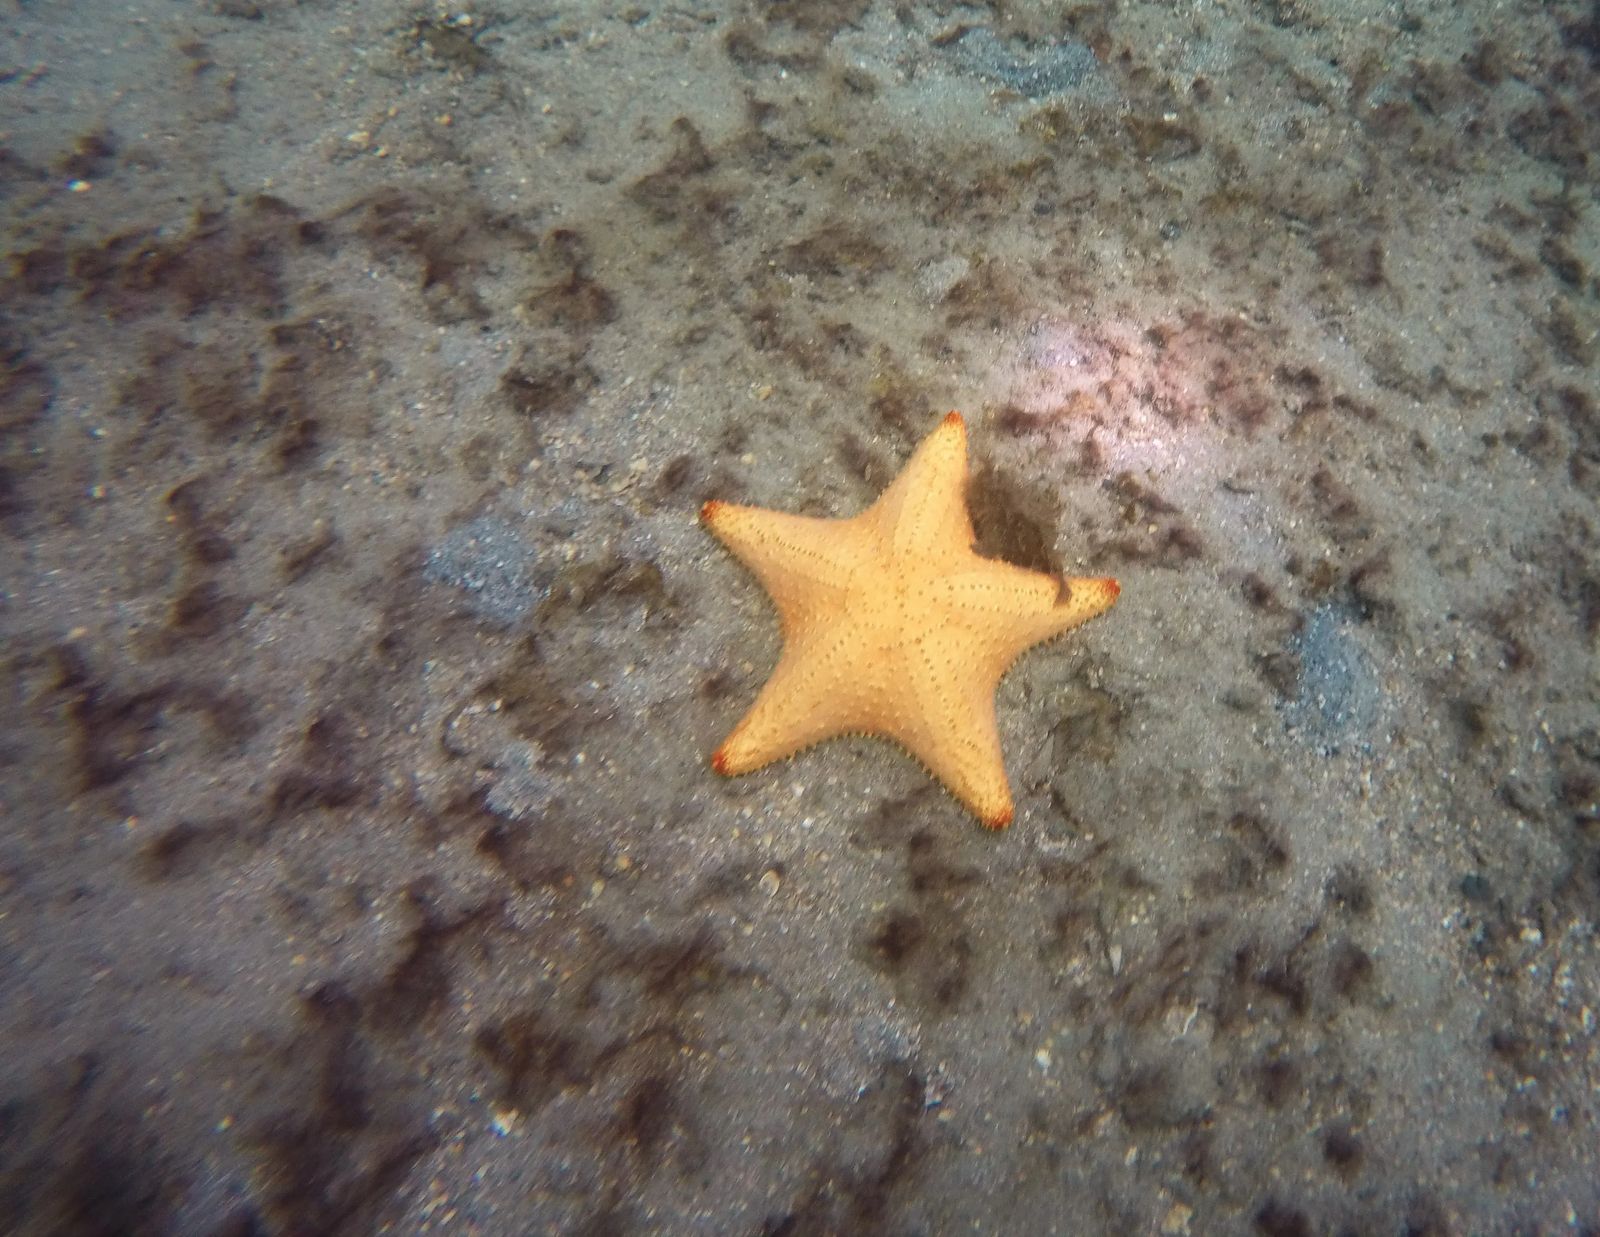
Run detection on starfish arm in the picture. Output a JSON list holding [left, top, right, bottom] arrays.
[[701, 501, 873, 637], [886, 631, 1016, 828], [866, 412, 977, 566], [937, 560, 1121, 669], [711, 625, 876, 775]]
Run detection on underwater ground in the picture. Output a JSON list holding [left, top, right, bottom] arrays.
[[2, 1, 1598, 1232]]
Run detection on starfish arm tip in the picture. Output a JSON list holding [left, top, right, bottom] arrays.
[[710, 747, 734, 775], [942, 410, 965, 430], [700, 499, 725, 525], [1063, 575, 1120, 605], [981, 804, 1014, 830]]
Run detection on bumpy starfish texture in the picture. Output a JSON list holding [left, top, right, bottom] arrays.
[[700, 411, 1119, 828]]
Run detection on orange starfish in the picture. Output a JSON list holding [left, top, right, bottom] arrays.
[[700, 411, 1119, 828]]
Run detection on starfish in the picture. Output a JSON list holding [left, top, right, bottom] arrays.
[[700, 411, 1119, 828]]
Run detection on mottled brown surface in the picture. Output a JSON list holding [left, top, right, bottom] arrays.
[[1, 1, 1597, 1234]]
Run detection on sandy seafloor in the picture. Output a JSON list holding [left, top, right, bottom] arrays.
[[2, 0, 1598, 1232]]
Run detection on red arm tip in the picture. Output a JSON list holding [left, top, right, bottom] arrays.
[[983, 806, 1013, 830]]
